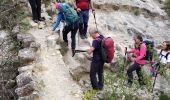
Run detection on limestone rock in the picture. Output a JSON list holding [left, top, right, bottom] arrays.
[[12, 25, 20, 36], [30, 42, 40, 52], [16, 71, 33, 87], [15, 81, 36, 97], [17, 33, 35, 48], [18, 91, 39, 100], [18, 48, 36, 64], [18, 65, 34, 74], [46, 35, 59, 49]]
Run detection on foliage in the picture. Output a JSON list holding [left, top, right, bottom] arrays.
[[164, 0, 170, 16], [83, 89, 97, 100], [134, 9, 141, 16], [0, 0, 28, 31]]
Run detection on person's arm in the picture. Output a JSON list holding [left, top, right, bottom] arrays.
[[89, 0, 95, 14], [132, 44, 146, 61], [52, 13, 62, 31], [87, 40, 98, 55], [127, 49, 135, 54], [72, 0, 77, 9]]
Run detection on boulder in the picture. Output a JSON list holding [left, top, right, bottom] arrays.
[[12, 25, 20, 37], [18, 91, 39, 100], [18, 48, 36, 64], [15, 81, 36, 97], [18, 65, 34, 74], [30, 42, 40, 52], [46, 34, 59, 49], [17, 33, 35, 48], [16, 71, 33, 87]]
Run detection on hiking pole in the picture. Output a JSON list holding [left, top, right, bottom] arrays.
[[72, 50, 87, 57], [124, 47, 128, 69], [93, 13, 98, 31], [151, 63, 160, 92]]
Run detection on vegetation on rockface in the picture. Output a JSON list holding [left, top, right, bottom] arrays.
[[164, 0, 170, 16], [0, 0, 29, 100]]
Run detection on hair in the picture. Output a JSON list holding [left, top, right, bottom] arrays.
[[164, 41, 170, 51], [89, 27, 98, 34], [135, 35, 143, 42]]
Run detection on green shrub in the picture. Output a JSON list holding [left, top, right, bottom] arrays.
[[164, 0, 170, 16]]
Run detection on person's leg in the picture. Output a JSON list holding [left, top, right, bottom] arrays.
[[78, 11, 85, 39], [90, 62, 99, 90], [136, 65, 145, 85], [71, 21, 79, 49], [127, 62, 140, 84], [28, 0, 38, 21], [97, 61, 104, 90], [35, 0, 41, 20], [62, 25, 71, 44], [83, 10, 89, 38]]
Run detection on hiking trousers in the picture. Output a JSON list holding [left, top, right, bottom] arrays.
[[28, 0, 41, 20], [127, 62, 144, 83], [78, 10, 89, 36], [90, 61, 104, 90], [62, 20, 79, 49]]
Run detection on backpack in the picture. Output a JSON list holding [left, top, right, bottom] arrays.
[[140, 40, 154, 61], [97, 37, 114, 63], [159, 49, 170, 60], [59, 3, 79, 25]]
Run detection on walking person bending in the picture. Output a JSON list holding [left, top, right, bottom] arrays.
[[125, 35, 147, 87], [52, 3, 79, 54], [72, 0, 95, 39], [87, 27, 104, 90]]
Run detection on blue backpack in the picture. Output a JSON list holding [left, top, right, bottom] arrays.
[[59, 3, 79, 25]]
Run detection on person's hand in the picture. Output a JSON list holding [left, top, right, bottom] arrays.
[[131, 57, 135, 62], [87, 49, 91, 55], [76, 8, 81, 12]]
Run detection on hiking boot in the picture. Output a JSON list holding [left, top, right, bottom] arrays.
[[84, 34, 87, 39], [33, 20, 39, 23], [38, 17, 45, 21], [80, 34, 85, 39]]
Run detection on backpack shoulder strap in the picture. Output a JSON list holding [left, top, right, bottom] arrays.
[[165, 52, 170, 60], [159, 49, 163, 56]]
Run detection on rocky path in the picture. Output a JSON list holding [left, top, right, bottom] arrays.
[[29, 25, 82, 100]]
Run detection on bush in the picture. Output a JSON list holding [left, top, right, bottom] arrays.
[[164, 0, 170, 16]]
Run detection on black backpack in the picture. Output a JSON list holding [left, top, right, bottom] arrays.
[[140, 40, 154, 61]]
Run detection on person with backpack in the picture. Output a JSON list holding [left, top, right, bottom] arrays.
[[52, 3, 79, 54], [125, 35, 147, 87], [28, 0, 45, 23], [155, 41, 170, 72], [72, 0, 95, 39], [86, 27, 114, 90]]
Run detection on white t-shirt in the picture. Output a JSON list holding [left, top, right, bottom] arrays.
[[157, 49, 170, 64]]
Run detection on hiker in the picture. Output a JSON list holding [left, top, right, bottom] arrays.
[[86, 27, 104, 90], [155, 41, 170, 72], [72, 0, 95, 39], [28, 0, 45, 23], [52, 3, 79, 53], [125, 35, 147, 87]]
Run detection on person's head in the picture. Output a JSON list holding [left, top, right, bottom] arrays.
[[134, 43, 139, 49], [133, 35, 143, 44], [89, 27, 100, 39], [161, 41, 170, 51], [53, 2, 62, 9]]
